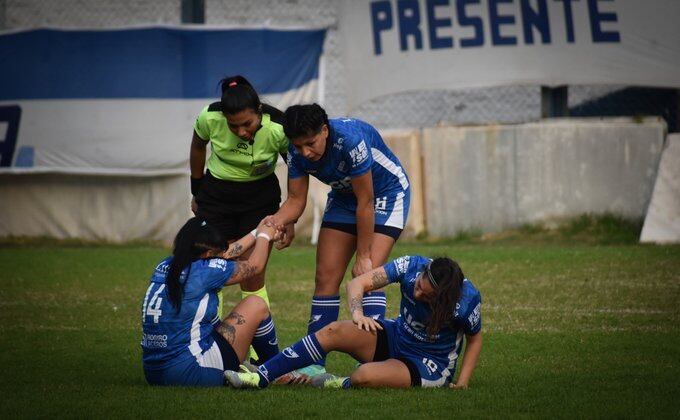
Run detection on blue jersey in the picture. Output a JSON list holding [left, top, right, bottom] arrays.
[[287, 118, 409, 202], [141, 256, 235, 370], [384, 255, 482, 373]]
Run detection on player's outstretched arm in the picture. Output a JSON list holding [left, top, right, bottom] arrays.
[[225, 222, 281, 286], [346, 267, 389, 331], [451, 332, 483, 390]]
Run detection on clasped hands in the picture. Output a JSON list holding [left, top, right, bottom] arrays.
[[261, 216, 295, 249]]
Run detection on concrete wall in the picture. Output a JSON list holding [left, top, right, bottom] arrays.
[[0, 118, 667, 242], [423, 118, 666, 236], [640, 134, 680, 243]]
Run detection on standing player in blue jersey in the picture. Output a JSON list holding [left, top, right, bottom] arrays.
[[141, 217, 288, 387], [224, 255, 483, 389], [265, 104, 411, 375]]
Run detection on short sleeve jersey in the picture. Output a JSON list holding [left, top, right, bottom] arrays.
[[384, 255, 482, 372], [194, 103, 288, 182], [141, 256, 236, 369], [287, 118, 409, 199]]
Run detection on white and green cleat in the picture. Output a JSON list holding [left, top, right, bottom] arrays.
[[224, 370, 263, 389], [295, 364, 326, 378], [310, 373, 349, 389]]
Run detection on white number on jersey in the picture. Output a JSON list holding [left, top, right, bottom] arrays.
[[142, 284, 165, 324]]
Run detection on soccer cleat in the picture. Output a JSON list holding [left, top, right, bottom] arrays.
[[310, 373, 349, 389], [239, 361, 259, 373], [295, 364, 326, 378], [224, 370, 263, 389], [272, 370, 310, 385]]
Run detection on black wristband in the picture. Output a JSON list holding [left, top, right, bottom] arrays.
[[190, 176, 203, 196]]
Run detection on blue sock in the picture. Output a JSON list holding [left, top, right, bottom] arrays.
[[251, 315, 279, 363], [362, 291, 387, 320], [257, 333, 327, 387], [306, 295, 339, 366]]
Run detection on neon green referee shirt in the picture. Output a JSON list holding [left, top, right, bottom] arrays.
[[194, 103, 289, 182]]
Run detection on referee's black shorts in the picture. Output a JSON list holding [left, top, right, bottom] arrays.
[[196, 171, 281, 241]]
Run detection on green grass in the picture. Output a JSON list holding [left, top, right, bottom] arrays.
[[1, 237, 679, 418]]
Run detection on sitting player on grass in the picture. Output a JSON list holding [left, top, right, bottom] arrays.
[[141, 217, 298, 386], [225, 255, 483, 389]]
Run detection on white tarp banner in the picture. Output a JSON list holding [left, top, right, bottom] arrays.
[[340, 0, 680, 109], [0, 26, 326, 175]]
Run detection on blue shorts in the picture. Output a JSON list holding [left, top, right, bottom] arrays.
[[143, 330, 239, 387], [374, 319, 452, 388], [323, 188, 410, 233]]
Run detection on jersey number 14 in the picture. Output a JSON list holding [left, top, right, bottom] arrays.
[[142, 284, 165, 324]]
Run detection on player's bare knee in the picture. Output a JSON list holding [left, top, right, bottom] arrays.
[[350, 365, 373, 387], [318, 321, 343, 342], [242, 295, 268, 317]]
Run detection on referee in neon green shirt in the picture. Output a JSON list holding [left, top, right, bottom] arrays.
[[189, 75, 291, 360]]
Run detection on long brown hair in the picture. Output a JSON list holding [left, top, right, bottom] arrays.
[[426, 257, 465, 338]]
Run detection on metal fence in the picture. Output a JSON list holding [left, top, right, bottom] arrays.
[[2, 0, 677, 132]]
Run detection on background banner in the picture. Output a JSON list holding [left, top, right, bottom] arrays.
[[340, 0, 680, 109], [0, 26, 326, 174]]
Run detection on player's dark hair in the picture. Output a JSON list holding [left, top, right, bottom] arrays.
[[426, 257, 465, 339], [283, 103, 329, 139], [166, 217, 227, 311], [219, 75, 262, 115]]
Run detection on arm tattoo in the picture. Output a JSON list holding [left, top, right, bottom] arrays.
[[370, 271, 388, 290], [350, 296, 362, 314], [232, 261, 255, 282], [225, 242, 243, 259]]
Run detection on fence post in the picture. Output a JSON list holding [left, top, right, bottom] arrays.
[[181, 0, 205, 24], [541, 86, 569, 118]]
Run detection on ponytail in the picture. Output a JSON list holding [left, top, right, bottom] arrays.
[[219, 75, 261, 115], [165, 218, 227, 311]]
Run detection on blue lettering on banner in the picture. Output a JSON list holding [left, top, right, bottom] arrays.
[[371, 0, 393, 55], [427, 0, 454, 49], [588, 0, 620, 43], [0, 106, 22, 167], [398, 0, 423, 51], [489, 0, 518, 46], [458, 0, 485, 47], [521, 0, 551, 44], [555, 0, 578, 43], [369, 0, 621, 55]]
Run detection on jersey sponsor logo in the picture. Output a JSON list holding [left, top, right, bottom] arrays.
[[283, 347, 299, 358], [306, 169, 318, 174], [375, 196, 388, 215], [349, 140, 369, 167], [208, 259, 227, 271], [337, 160, 347, 172], [328, 176, 352, 191], [154, 262, 169, 275], [228, 148, 253, 157], [393, 256, 410, 275], [237, 142, 249, 150], [468, 303, 481, 328], [141, 333, 168, 348]]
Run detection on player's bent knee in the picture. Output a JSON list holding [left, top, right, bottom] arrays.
[[350, 365, 373, 387], [241, 295, 268, 317]]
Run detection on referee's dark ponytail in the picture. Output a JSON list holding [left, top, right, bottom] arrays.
[[166, 218, 227, 311], [219, 75, 261, 115], [426, 258, 465, 339]]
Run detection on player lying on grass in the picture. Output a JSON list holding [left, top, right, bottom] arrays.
[[141, 217, 297, 386], [225, 255, 483, 389]]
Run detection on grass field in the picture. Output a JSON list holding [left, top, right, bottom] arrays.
[[1, 226, 679, 418]]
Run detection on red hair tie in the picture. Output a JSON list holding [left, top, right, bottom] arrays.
[[228, 81, 238, 88]]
